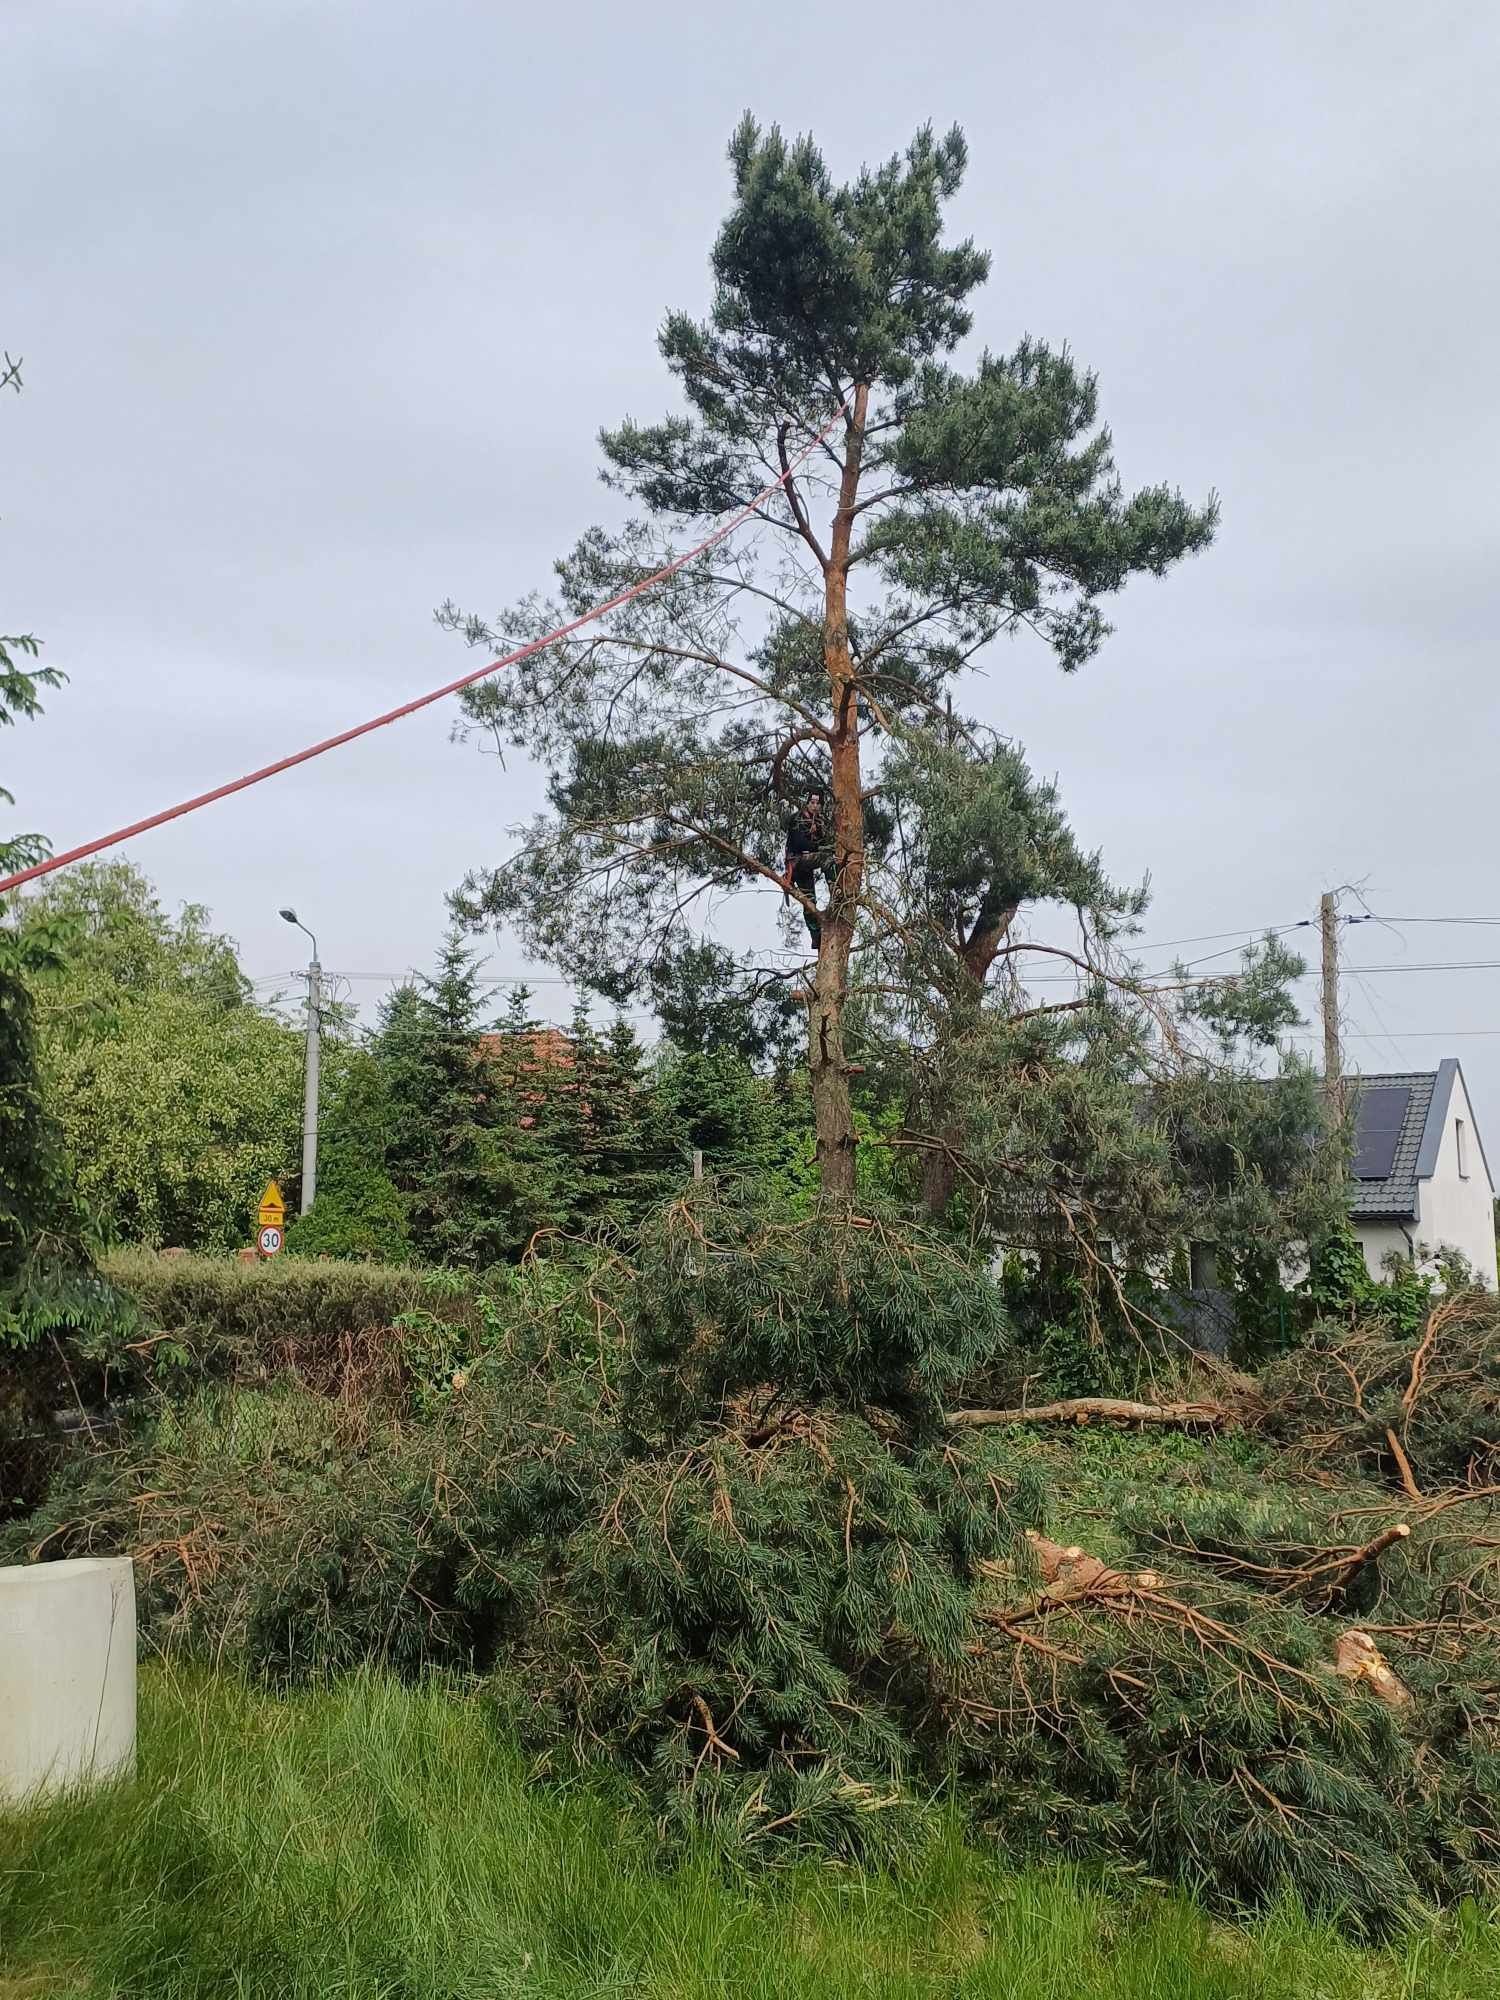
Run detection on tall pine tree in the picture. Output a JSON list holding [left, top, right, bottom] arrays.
[[441, 118, 1214, 1203]]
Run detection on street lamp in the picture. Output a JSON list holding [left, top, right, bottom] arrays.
[[280, 908, 321, 1215]]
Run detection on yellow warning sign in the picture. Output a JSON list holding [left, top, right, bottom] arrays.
[[256, 1179, 286, 1227]]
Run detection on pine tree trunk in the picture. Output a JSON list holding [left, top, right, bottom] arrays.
[[914, 910, 1017, 1219], [810, 385, 870, 1207], [919, 1136, 960, 1216]]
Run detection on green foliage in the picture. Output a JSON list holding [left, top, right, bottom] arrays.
[[16, 862, 304, 1252], [40, 991, 302, 1250], [1, 371, 120, 1345], [646, 937, 803, 1072], [90, 1248, 484, 1399], [889, 974, 1332, 1361], [878, 730, 1143, 972], [16, 858, 252, 1012], [0, 630, 64, 879], [351, 935, 821, 1264], [1299, 1221, 1442, 1336], [286, 1046, 411, 1261], [653, 1046, 811, 1194], [16, 1218, 1500, 1931], [624, 1191, 1013, 1426], [14, 1207, 1033, 1866], [0, 925, 115, 1349]]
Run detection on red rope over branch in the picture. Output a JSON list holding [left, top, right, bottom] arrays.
[[1, 401, 849, 897]]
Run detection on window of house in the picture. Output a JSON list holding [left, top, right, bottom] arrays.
[[1457, 1117, 1470, 1178], [1189, 1241, 1218, 1290]]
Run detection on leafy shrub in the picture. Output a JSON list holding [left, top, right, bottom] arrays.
[[285, 1171, 412, 1264]]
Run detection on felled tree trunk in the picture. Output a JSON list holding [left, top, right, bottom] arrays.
[[1021, 1529, 1164, 1600], [949, 1397, 1238, 1431]]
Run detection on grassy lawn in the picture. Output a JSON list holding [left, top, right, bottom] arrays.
[[1, 1670, 1495, 1999]]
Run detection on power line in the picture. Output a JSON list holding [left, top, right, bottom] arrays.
[[1113, 919, 1305, 955], [1170, 919, 1314, 974], [1334, 960, 1500, 975], [1284, 1027, 1500, 1040]]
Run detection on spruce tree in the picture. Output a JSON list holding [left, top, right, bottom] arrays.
[[580, 1012, 677, 1229], [441, 118, 1215, 1204], [288, 1046, 411, 1262], [372, 931, 541, 1266]]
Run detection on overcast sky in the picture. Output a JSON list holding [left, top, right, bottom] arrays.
[[7, 2, 1500, 1132]]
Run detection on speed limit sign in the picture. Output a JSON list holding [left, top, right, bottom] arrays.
[[257, 1224, 283, 1257]]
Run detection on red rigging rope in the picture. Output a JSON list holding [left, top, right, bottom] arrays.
[[0, 402, 850, 898]]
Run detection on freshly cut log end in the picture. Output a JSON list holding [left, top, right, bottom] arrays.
[[1332, 1629, 1411, 1709]]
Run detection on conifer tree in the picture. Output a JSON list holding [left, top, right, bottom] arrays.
[[442, 118, 1215, 1203], [645, 939, 802, 1072], [371, 931, 538, 1265], [289, 1046, 411, 1262], [581, 1012, 677, 1228]]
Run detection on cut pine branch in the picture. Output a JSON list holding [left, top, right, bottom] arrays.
[[1324, 1522, 1411, 1599]]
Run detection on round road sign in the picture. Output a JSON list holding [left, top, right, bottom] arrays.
[[257, 1224, 283, 1257]]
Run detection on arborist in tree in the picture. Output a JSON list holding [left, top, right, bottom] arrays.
[[781, 791, 828, 950]]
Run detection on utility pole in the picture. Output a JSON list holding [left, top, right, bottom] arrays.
[[1320, 890, 1345, 1131], [280, 908, 321, 1215], [1320, 891, 1341, 1087]]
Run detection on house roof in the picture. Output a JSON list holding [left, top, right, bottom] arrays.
[[1342, 1060, 1491, 1219], [477, 1028, 576, 1069]]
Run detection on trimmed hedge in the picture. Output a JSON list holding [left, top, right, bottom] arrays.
[[106, 1249, 434, 1336], [92, 1252, 486, 1405], [4, 1252, 492, 1522]]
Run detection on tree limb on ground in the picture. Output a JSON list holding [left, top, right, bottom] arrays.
[[948, 1396, 1238, 1432], [977, 1531, 1413, 1717]]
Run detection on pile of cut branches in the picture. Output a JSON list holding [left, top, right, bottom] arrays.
[[956, 1469, 1500, 1932], [13, 1210, 1500, 1930], [1263, 1291, 1500, 1496]]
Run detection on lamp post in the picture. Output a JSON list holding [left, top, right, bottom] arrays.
[[279, 908, 320, 1215]]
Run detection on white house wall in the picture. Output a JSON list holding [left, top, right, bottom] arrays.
[[1352, 1222, 1416, 1285], [1414, 1070, 1498, 1287]]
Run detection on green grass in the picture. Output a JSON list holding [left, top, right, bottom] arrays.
[[1, 1671, 1495, 1999]]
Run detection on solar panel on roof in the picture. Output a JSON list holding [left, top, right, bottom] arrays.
[[1352, 1085, 1411, 1180]]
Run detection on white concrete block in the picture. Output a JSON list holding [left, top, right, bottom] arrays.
[[0, 1556, 136, 1805]]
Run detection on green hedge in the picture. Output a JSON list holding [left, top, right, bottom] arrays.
[[95, 1251, 486, 1400], [4, 1252, 493, 1522]]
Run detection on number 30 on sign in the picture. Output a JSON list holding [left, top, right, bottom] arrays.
[[258, 1224, 283, 1257]]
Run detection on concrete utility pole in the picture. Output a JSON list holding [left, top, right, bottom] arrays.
[[280, 908, 321, 1215]]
